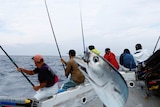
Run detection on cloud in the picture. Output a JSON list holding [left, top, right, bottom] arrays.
[[0, 0, 160, 56]]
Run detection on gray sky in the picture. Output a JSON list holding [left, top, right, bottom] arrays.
[[0, 0, 160, 56]]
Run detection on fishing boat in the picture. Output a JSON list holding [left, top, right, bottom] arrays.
[[0, 80, 104, 107], [1, 69, 160, 107]]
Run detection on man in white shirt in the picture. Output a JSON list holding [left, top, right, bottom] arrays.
[[134, 44, 151, 79], [134, 44, 151, 64]]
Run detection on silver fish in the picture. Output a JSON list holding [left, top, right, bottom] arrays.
[[74, 49, 128, 107]]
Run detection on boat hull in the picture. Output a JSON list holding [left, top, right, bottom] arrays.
[[0, 82, 104, 107], [38, 82, 103, 107]]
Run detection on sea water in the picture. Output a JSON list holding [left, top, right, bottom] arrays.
[[0, 55, 68, 98]]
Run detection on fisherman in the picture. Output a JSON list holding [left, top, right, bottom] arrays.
[[119, 49, 136, 71], [17, 54, 59, 101], [88, 45, 100, 55], [104, 48, 119, 70], [134, 44, 151, 70], [134, 44, 151, 79], [134, 43, 151, 64], [58, 49, 85, 93]]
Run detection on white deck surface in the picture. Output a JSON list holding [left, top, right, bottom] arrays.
[[124, 85, 160, 107]]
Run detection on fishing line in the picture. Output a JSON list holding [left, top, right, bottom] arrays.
[[0, 46, 34, 87], [153, 36, 160, 53], [44, 0, 65, 70], [79, 1, 86, 53]]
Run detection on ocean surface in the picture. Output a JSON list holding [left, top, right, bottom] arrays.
[[0, 55, 68, 98]]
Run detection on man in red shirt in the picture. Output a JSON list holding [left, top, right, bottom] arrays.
[[104, 48, 119, 70]]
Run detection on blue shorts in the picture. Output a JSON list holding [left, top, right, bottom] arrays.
[[62, 79, 77, 90]]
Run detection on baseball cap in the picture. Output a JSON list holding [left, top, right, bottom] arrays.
[[32, 54, 43, 62]]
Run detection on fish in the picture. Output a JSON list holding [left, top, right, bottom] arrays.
[[74, 49, 128, 107]]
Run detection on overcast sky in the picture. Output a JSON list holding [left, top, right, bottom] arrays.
[[0, 0, 160, 56]]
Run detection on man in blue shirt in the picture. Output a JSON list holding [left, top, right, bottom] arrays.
[[120, 49, 136, 71]]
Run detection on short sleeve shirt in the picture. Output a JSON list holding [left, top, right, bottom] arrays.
[[33, 63, 55, 87]]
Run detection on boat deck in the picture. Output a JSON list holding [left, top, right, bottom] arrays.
[[124, 84, 160, 107]]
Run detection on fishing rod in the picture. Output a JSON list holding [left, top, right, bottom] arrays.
[[153, 36, 160, 53], [0, 46, 34, 87], [44, 0, 65, 70], [79, 2, 86, 53]]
